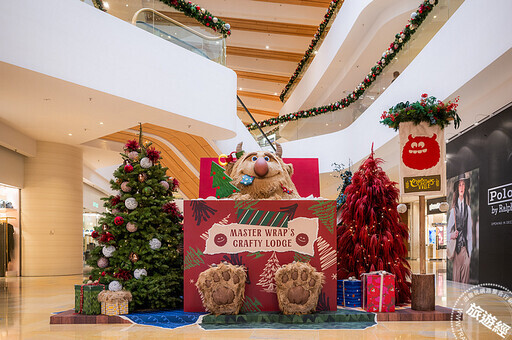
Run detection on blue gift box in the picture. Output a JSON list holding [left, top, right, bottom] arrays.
[[337, 279, 362, 307]]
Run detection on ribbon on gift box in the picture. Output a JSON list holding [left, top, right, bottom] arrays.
[[362, 270, 391, 312], [78, 282, 105, 314], [343, 276, 357, 307]]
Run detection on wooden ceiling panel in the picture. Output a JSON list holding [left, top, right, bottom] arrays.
[[252, 0, 333, 7], [159, 11, 317, 37], [237, 107, 279, 118], [101, 131, 199, 199], [237, 90, 281, 102], [234, 70, 289, 83], [228, 46, 302, 62]]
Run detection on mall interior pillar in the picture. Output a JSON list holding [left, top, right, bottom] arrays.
[[21, 141, 83, 276]]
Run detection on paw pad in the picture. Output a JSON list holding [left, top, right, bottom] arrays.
[[196, 263, 246, 315], [275, 262, 324, 315]]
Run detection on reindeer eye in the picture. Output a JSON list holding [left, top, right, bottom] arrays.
[[264, 156, 270, 161], [251, 156, 258, 161]]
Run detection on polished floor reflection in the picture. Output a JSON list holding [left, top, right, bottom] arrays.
[[0, 260, 479, 339]]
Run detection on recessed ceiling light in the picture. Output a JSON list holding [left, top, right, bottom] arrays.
[[314, 51, 318, 54], [68, 133, 72, 136], [100, 122, 104, 125], [274, 92, 277, 95], [382, 87, 386, 90], [433, 16, 437, 19], [126, 4, 129, 7], [326, 123, 329, 126], [239, 87, 242, 90], [103, 1, 110, 9], [265, 45, 269, 49]]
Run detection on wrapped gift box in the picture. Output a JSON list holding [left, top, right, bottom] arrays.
[[97, 290, 132, 316], [337, 278, 362, 307], [362, 271, 395, 312], [74, 284, 105, 315]]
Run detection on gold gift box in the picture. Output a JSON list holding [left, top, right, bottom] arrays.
[[97, 290, 132, 316]]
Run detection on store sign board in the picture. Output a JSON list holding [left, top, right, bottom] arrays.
[[399, 122, 446, 196], [427, 196, 447, 215]]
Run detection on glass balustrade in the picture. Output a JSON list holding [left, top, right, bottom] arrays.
[[132, 8, 226, 65], [250, 0, 464, 146]]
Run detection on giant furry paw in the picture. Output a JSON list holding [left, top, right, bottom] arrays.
[[196, 262, 246, 315], [275, 262, 324, 315]]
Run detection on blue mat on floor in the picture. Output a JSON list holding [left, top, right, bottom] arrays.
[[125, 310, 205, 329]]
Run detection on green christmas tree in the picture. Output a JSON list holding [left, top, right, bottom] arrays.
[[210, 161, 239, 198], [87, 128, 183, 310]]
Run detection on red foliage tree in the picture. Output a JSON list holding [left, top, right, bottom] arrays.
[[337, 148, 411, 304]]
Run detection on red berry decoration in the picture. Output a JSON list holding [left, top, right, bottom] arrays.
[[124, 140, 139, 152], [124, 164, 133, 173], [114, 216, 124, 225], [111, 195, 120, 206], [101, 271, 106, 276], [146, 147, 161, 163]]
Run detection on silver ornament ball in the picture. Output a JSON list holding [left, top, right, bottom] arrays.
[[397, 203, 408, 214], [140, 157, 153, 169], [102, 245, 116, 258], [149, 238, 162, 250], [125, 197, 138, 210], [134, 268, 148, 279], [108, 280, 123, 292]]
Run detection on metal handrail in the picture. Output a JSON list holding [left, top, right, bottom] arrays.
[[131, 8, 224, 42]]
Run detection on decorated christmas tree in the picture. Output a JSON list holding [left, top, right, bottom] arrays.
[[256, 252, 281, 293], [87, 129, 184, 310], [337, 147, 411, 304], [210, 161, 239, 198]]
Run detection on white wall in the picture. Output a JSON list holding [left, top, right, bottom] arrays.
[[284, 0, 512, 173], [83, 183, 107, 214], [0, 0, 238, 141], [0, 146, 24, 188]]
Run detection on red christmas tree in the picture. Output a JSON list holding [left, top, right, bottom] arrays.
[[337, 147, 411, 304]]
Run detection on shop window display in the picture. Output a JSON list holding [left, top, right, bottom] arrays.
[[0, 184, 20, 277]]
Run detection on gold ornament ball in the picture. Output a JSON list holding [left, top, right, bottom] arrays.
[[102, 224, 109, 231], [129, 252, 139, 263], [138, 173, 147, 182], [116, 178, 122, 185]]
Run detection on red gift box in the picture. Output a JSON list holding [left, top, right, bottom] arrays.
[[362, 271, 395, 312]]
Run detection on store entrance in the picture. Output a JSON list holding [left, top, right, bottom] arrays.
[[0, 184, 20, 277], [427, 197, 447, 261]]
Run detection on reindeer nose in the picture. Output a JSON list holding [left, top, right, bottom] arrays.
[[254, 157, 269, 177]]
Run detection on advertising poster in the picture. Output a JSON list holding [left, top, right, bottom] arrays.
[[446, 169, 479, 284], [446, 106, 512, 287]]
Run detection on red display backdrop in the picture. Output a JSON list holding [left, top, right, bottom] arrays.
[[183, 200, 337, 312], [198, 158, 320, 199]]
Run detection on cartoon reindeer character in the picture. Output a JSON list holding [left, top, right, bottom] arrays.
[[225, 142, 300, 200]]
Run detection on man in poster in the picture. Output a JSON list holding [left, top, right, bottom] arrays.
[[448, 174, 473, 283]]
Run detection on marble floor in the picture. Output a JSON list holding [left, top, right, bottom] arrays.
[[0, 261, 478, 339]]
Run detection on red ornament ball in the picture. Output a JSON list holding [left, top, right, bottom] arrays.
[[91, 231, 99, 238], [101, 271, 106, 276], [114, 216, 124, 226], [124, 164, 133, 173]]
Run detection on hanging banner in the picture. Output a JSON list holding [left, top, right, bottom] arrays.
[[399, 121, 445, 196]]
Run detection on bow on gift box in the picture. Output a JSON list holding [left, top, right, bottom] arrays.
[[77, 282, 105, 314], [362, 270, 393, 312]]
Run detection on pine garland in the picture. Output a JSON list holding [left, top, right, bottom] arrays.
[[157, 0, 231, 37], [380, 93, 461, 130], [247, 0, 438, 131], [279, 0, 344, 102]]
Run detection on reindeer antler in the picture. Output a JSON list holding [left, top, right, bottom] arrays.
[[236, 142, 243, 154], [275, 143, 282, 158]]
